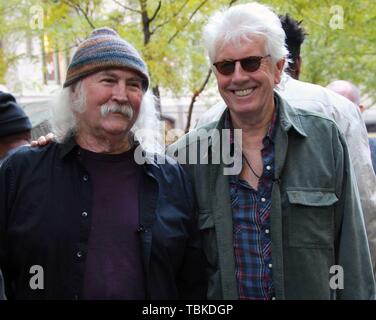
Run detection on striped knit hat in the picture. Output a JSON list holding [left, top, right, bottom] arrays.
[[63, 27, 149, 90]]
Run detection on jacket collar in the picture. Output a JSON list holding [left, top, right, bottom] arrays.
[[58, 134, 161, 171], [275, 91, 307, 137], [209, 91, 307, 148], [59, 134, 79, 160]]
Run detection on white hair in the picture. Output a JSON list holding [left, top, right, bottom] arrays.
[[203, 2, 289, 67], [49, 82, 164, 154]]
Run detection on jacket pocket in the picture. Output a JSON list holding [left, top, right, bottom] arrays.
[[198, 210, 218, 268], [286, 190, 338, 248]]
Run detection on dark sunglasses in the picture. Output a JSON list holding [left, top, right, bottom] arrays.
[[213, 54, 271, 76]]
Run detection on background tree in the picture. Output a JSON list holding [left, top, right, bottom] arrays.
[[0, 0, 375, 127], [263, 0, 376, 107]]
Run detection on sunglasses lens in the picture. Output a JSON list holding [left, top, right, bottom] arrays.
[[214, 56, 267, 75], [215, 61, 235, 75], [241, 57, 262, 72]]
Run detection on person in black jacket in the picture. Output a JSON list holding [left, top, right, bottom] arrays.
[[0, 91, 32, 167], [0, 91, 32, 300], [0, 27, 207, 300]]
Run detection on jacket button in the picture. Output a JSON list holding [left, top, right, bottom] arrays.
[[82, 211, 88, 217], [83, 175, 89, 181], [76, 251, 83, 258]]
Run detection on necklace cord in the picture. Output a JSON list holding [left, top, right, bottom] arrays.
[[242, 153, 262, 179]]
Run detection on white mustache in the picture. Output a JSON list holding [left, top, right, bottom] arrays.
[[100, 103, 134, 119]]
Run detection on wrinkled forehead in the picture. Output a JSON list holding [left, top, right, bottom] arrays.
[[92, 68, 145, 80], [214, 34, 267, 61], [76, 68, 147, 93]]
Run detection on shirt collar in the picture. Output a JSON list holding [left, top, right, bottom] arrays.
[[58, 133, 162, 171], [59, 134, 79, 160], [59, 133, 141, 160], [223, 97, 279, 144]]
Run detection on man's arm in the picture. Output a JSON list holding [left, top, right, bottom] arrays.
[[0, 160, 13, 300], [336, 104, 376, 274], [334, 132, 376, 299], [0, 169, 5, 298], [174, 164, 208, 299]]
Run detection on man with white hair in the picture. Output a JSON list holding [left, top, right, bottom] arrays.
[[0, 28, 207, 300], [169, 2, 375, 299], [197, 12, 376, 278]]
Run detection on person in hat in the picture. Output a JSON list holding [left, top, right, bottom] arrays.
[[0, 91, 32, 300], [0, 91, 32, 167], [0, 28, 207, 300]]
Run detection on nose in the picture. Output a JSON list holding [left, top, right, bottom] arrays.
[[112, 82, 129, 104], [232, 61, 249, 84]]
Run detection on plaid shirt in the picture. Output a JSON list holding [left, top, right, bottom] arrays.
[[225, 107, 278, 300]]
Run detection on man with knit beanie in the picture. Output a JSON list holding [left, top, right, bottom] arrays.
[[0, 28, 207, 300], [0, 91, 32, 167]]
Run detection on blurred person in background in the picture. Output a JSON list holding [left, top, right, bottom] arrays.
[[327, 80, 376, 174], [0, 90, 32, 300], [0, 91, 32, 167]]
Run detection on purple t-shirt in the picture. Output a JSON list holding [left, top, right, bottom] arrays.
[[81, 148, 146, 299]]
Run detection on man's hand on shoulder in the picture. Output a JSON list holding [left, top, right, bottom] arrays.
[[30, 133, 55, 147]]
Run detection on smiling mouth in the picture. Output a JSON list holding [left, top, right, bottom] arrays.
[[233, 88, 255, 97]]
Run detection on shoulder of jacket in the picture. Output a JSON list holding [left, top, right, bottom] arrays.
[[168, 122, 219, 154]]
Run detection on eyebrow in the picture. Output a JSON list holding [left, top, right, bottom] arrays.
[[98, 71, 143, 82], [98, 71, 119, 78]]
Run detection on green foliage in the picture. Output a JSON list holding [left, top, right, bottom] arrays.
[[0, 0, 375, 102], [261, 0, 376, 101], [0, 48, 6, 83]]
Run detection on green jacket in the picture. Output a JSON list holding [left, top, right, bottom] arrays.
[[168, 93, 375, 300]]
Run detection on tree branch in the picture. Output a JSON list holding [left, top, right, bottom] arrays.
[[62, 0, 96, 29], [168, 0, 208, 44], [151, 0, 189, 35], [149, 0, 162, 23], [185, 68, 212, 133], [139, 0, 152, 45], [112, 0, 142, 14]]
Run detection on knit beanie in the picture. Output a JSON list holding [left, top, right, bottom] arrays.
[[0, 91, 32, 137], [63, 27, 149, 90]]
